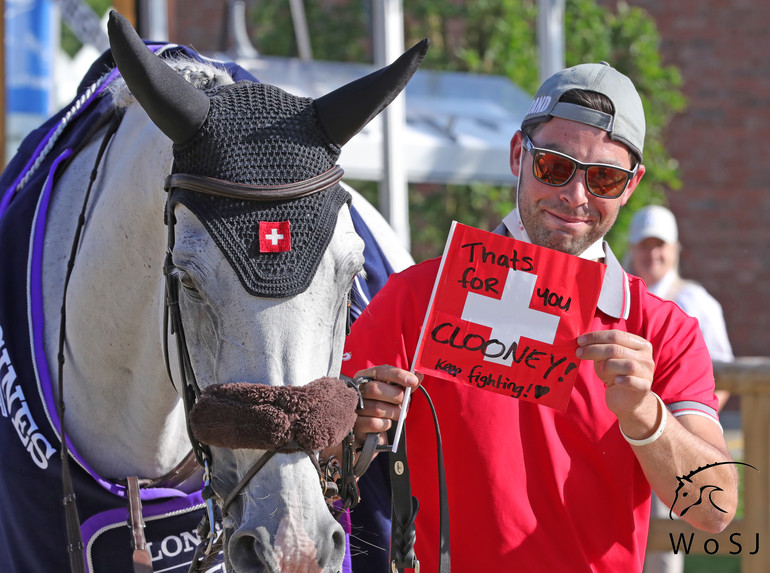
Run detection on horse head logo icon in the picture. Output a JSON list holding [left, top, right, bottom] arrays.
[[669, 461, 757, 520]]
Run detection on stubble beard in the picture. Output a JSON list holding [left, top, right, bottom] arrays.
[[517, 182, 618, 257]]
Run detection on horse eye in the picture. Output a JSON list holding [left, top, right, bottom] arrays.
[[178, 272, 200, 295]]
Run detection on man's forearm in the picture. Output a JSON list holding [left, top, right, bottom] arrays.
[[622, 398, 738, 533]]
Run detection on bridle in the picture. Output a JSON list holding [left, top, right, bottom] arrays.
[[161, 165, 377, 572], [161, 167, 450, 573]]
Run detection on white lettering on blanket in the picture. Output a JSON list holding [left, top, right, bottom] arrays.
[[146, 525, 223, 570], [0, 324, 56, 469]]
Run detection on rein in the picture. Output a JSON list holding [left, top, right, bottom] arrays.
[[55, 110, 203, 573], [57, 110, 124, 573], [390, 386, 451, 573]]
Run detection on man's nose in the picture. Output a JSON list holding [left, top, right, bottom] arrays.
[[558, 169, 590, 207]]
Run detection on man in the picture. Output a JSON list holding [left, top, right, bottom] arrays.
[[344, 63, 737, 572], [627, 204, 734, 410], [626, 204, 734, 573]]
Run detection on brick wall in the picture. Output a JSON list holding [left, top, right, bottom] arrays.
[[604, 0, 770, 357], [169, 0, 228, 52]]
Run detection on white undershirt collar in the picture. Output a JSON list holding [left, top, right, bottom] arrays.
[[497, 208, 630, 319]]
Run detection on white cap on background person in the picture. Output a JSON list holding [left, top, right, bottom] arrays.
[[628, 205, 678, 245]]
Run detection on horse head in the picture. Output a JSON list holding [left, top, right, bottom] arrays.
[[105, 11, 426, 572]]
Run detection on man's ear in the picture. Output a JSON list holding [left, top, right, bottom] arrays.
[[620, 163, 646, 206], [510, 131, 524, 178]]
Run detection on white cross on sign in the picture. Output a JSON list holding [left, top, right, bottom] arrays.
[[264, 228, 284, 246], [461, 268, 560, 366]]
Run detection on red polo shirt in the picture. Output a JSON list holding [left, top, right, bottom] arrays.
[[342, 245, 717, 573]]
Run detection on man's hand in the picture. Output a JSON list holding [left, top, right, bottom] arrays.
[[350, 365, 422, 446], [322, 366, 421, 462], [576, 329, 655, 419]]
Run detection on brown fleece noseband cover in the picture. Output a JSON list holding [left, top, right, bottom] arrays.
[[189, 377, 358, 453]]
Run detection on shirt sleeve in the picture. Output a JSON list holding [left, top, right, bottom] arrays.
[[645, 294, 721, 426], [342, 261, 436, 379]]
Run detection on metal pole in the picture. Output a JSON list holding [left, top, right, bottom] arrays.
[[289, 0, 313, 61], [228, 0, 258, 59], [537, 0, 565, 84], [138, 0, 168, 41], [372, 0, 409, 250]]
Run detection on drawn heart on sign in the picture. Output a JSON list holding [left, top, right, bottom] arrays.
[[535, 386, 550, 399]]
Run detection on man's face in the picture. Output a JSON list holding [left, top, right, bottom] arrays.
[[629, 237, 679, 286], [509, 118, 645, 256]]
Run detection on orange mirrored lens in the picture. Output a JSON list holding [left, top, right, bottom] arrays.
[[586, 165, 628, 197], [533, 152, 575, 185]]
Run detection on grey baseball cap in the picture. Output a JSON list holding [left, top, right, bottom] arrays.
[[522, 62, 645, 161]]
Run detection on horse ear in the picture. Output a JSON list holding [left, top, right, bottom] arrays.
[[107, 10, 210, 144], [314, 38, 429, 147]]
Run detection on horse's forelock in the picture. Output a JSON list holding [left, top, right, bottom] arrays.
[[107, 55, 235, 110]]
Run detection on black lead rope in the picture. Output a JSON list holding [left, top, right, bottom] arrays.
[[56, 110, 124, 573], [389, 385, 450, 573], [388, 427, 419, 571]]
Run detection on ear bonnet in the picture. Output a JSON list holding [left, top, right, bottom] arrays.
[[108, 11, 428, 297]]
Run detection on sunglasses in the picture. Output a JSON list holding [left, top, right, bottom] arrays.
[[522, 135, 638, 199]]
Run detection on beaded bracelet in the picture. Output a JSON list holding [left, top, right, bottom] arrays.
[[619, 392, 668, 447]]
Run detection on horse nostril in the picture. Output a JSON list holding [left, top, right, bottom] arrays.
[[332, 527, 345, 552], [228, 527, 275, 573], [326, 523, 347, 570]]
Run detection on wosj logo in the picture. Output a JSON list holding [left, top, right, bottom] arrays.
[[666, 461, 759, 556]]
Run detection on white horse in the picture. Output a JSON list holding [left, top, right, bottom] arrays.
[[0, 11, 424, 573]]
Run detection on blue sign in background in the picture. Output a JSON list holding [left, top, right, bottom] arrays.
[[5, 0, 55, 115]]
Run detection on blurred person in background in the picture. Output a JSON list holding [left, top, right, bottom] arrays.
[[627, 204, 734, 573]]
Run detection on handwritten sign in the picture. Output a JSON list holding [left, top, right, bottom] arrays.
[[412, 222, 606, 410]]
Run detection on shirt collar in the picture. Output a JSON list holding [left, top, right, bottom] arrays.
[[498, 209, 630, 319]]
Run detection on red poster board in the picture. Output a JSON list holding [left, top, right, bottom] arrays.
[[412, 222, 606, 411]]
